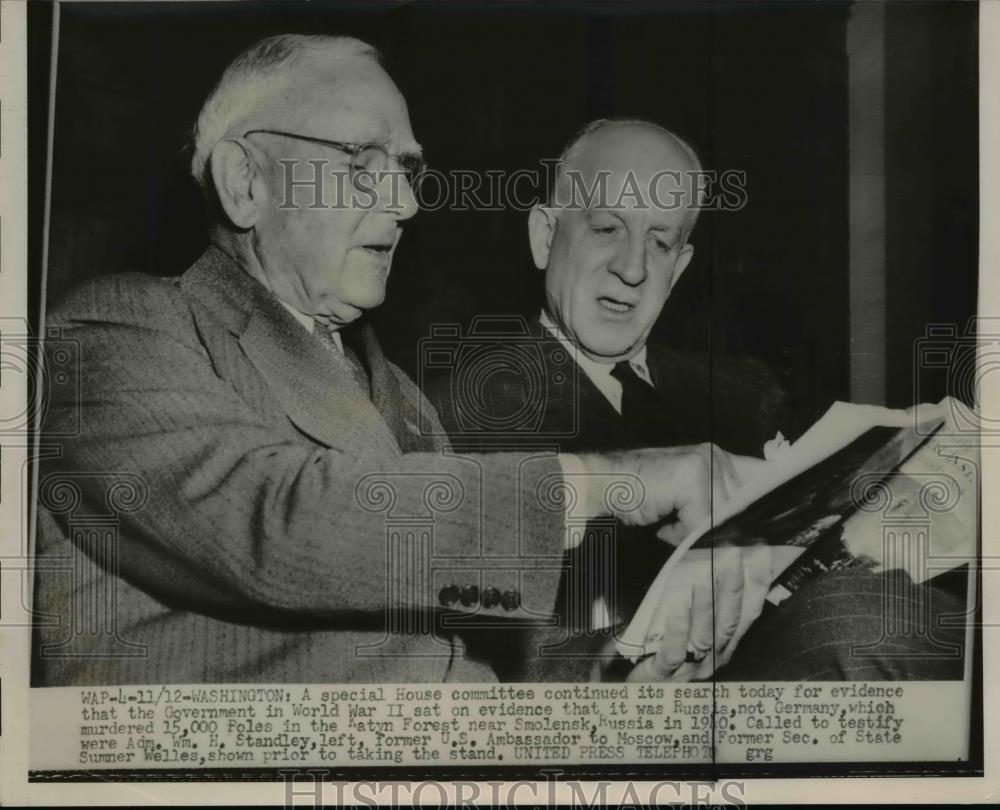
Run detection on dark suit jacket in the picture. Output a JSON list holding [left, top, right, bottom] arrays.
[[424, 317, 785, 679], [34, 248, 569, 685]]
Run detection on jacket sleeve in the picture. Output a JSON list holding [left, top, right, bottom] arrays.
[[39, 286, 567, 625]]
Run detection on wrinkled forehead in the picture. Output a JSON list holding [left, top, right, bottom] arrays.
[[264, 55, 416, 147]]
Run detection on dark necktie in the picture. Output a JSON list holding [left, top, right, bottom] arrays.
[[610, 360, 668, 445], [313, 320, 370, 397]]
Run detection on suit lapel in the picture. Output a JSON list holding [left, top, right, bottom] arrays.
[[347, 323, 437, 453], [646, 346, 780, 455], [180, 247, 400, 453], [531, 316, 633, 451], [647, 348, 713, 447], [535, 316, 698, 451], [556, 358, 629, 446]]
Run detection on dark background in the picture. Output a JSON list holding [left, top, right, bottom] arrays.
[[30, 0, 978, 434]]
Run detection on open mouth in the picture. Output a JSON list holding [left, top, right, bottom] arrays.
[[361, 243, 393, 256], [598, 296, 636, 313]]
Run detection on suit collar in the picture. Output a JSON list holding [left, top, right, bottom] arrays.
[[179, 246, 401, 452], [178, 245, 258, 336]]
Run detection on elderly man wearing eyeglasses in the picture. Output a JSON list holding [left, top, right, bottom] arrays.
[[34, 33, 766, 686]]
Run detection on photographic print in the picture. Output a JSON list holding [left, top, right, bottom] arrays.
[[0, 0, 988, 800]]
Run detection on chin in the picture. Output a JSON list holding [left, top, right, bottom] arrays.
[[581, 332, 639, 359], [580, 342, 632, 361], [347, 285, 387, 312], [365, 290, 387, 310]]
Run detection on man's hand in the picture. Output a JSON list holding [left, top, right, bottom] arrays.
[[575, 443, 772, 682], [625, 544, 773, 682], [578, 443, 768, 543]]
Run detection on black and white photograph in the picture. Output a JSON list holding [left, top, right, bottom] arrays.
[[1, 0, 991, 797]]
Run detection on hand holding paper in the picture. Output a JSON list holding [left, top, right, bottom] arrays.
[[625, 545, 773, 682], [616, 397, 969, 677]]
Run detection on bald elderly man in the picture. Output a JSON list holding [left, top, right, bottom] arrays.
[[429, 118, 967, 682], [429, 119, 784, 680], [33, 35, 761, 685]]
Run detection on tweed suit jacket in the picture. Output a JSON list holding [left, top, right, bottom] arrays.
[[33, 247, 567, 685]]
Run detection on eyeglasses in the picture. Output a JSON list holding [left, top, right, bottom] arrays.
[[243, 129, 426, 189]]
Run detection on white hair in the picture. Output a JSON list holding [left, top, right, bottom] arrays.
[[189, 33, 380, 188], [550, 117, 705, 240]]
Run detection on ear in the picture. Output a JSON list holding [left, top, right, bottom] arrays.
[[528, 205, 558, 270], [669, 243, 695, 291], [208, 139, 269, 230]]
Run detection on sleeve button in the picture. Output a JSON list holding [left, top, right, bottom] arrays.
[[459, 585, 480, 607], [501, 590, 521, 611], [481, 587, 501, 608], [438, 585, 459, 607]]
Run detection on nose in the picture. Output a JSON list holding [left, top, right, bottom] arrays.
[[609, 235, 647, 287], [378, 164, 419, 222]]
